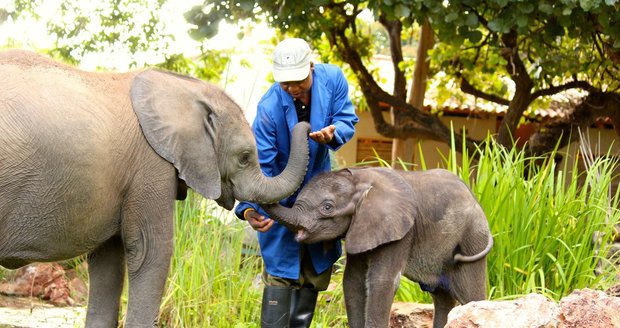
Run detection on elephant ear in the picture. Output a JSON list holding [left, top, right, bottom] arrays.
[[130, 69, 221, 200], [345, 168, 416, 254]]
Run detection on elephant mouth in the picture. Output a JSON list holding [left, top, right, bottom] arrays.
[[215, 195, 235, 211], [216, 183, 235, 210], [294, 229, 308, 242]]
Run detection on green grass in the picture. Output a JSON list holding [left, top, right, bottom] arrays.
[[157, 195, 263, 327], [154, 136, 619, 325], [471, 139, 620, 300], [1, 137, 618, 326], [151, 194, 349, 327], [157, 195, 349, 327], [354, 135, 620, 305]]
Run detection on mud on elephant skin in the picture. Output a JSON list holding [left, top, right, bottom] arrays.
[[0, 49, 310, 327], [262, 167, 493, 328]]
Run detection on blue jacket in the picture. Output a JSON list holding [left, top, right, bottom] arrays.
[[235, 63, 358, 279]]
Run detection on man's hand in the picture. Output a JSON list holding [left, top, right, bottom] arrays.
[[309, 125, 335, 144], [244, 209, 274, 232]]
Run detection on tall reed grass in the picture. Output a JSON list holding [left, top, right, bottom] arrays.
[[472, 139, 620, 300], [1, 136, 617, 327], [158, 135, 619, 325], [156, 194, 350, 327], [362, 135, 620, 304], [158, 195, 263, 327]]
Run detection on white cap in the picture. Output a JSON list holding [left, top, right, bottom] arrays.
[[272, 38, 312, 82]]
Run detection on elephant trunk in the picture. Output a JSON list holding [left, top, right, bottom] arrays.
[[235, 122, 310, 204], [261, 203, 303, 232]]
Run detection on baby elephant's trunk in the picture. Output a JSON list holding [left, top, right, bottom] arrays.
[[453, 233, 494, 263]]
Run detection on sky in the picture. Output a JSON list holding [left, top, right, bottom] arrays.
[[0, 0, 276, 121]]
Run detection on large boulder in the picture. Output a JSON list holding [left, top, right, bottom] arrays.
[[0, 263, 87, 306], [445, 289, 620, 328], [389, 302, 434, 328], [557, 289, 620, 327], [390, 288, 620, 328], [445, 293, 558, 328]]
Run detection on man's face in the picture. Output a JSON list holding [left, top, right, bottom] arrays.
[[279, 65, 313, 99]]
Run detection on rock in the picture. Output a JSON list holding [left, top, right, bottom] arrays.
[[0, 263, 86, 306], [558, 289, 620, 328], [605, 283, 620, 297], [444, 288, 620, 328], [389, 302, 434, 328], [445, 293, 558, 328]]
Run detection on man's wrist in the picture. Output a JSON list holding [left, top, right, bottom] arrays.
[[243, 208, 254, 220]]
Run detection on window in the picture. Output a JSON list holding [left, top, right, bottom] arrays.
[[356, 138, 393, 166]]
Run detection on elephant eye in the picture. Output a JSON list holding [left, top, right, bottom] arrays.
[[321, 201, 334, 214], [239, 151, 250, 167]]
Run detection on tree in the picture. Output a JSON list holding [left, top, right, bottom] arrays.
[[186, 0, 620, 159], [417, 0, 620, 152], [1, 0, 230, 81], [392, 19, 433, 169]]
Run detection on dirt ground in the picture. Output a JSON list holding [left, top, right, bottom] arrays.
[[0, 295, 84, 328]]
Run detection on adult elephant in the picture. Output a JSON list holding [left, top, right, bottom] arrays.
[[0, 49, 310, 327]]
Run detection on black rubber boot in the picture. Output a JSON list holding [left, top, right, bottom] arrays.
[[289, 288, 318, 328], [261, 286, 292, 328]]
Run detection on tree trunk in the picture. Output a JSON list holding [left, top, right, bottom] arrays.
[[528, 92, 620, 156], [330, 18, 479, 156], [391, 20, 434, 170], [496, 31, 534, 147]]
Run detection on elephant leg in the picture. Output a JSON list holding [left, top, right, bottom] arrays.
[[343, 253, 368, 328], [449, 260, 488, 304], [430, 289, 457, 328], [121, 179, 176, 327], [363, 237, 411, 328], [85, 235, 126, 328]]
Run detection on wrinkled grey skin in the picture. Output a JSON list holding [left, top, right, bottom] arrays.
[[0, 49, 309, 327], [263, 167, 493, 328]]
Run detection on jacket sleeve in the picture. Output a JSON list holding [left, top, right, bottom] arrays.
[[326, 67, 359, 151], [234, 202, 257, 220]]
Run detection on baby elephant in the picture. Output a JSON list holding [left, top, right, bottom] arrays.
[[262, 167, 493, 328]]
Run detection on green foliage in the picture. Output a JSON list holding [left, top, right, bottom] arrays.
[[188, 0, 620, 150], [6, 0, 173, 66], [394, 277, 432, 303], [185, 1, 375, 64], [464, 139, 619, 300], [0, 0, 40, 24], [412, 0, 620, 91], [155, 50, 233, 83], [2, 0, 232, 79], [157, 194, 348, 327], [159, 195, 263, 327]]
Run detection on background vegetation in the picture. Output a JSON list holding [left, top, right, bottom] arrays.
[[151, 140, 618, 327], [190, 0, 620, 159], [2, 1, 620, 327], [1, 139, 617, 325]]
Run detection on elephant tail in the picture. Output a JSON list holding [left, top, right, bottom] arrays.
[[453, 233, 494, 263]]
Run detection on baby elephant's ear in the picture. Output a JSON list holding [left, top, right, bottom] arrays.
[[345, 168, 416, 254]]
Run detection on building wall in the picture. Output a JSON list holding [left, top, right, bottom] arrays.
[[334, 110, 620, 172], [334, 110, 392, 168]]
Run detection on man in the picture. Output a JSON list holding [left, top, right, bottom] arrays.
[[235, 38, 358, 327]]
